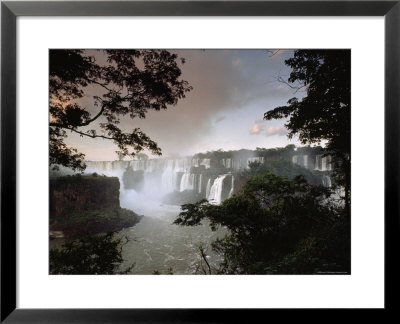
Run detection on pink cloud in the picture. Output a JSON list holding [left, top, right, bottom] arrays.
[[249, 123, 266, 135], [265, 125, 287, 136]]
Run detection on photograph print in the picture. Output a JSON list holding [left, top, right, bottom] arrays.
[[49, 49, 350, 275]]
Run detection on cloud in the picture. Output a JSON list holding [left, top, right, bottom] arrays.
[[232, 58, 242, 67], [265, 125, 287, 136], [249, 118, 287, 137], [66, 49, 297, 159], [249, 123, 266, 135], [215, 116, 226, 123]]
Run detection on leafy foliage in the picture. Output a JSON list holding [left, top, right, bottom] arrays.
[[50, 50, 192, 171], [264, 50, 350, 155], [174, 173, 349, 274], [50, 232, 134, 274], [264, 49, 351, 217]]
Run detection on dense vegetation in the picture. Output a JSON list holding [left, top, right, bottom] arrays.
[[264, 49, 350, 219], [244, 160, 322, 185], [175, 173, 349, 274], [50, 232, 133, 274], [193, 144, 326, 161]]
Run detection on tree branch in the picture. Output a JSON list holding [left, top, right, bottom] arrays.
[[267, 49, 282, 57], [198, 245, 212, 275], [49, 103, 107, 128], [275, 76, 307, 94], [58, 126, 114, 140]]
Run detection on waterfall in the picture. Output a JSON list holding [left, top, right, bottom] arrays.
[[314, 155, 322, 171], [323, 155, 332, 171], [303, 155, 308, 168], [205, 178, 212, 198], [247, 157, 264, 168], [228, 175, 235, 198], [198, 174, 203, 193], [180, 173, 195, 192], [200, 159, 211, 169], [322, 175, 332, 187], [208, 174, 228, 205], [161, 160, 178, 193], [321, 156, 326, 171], [292, 155, 309, 168]]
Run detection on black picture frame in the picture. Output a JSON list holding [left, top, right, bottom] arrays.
[[1, 0, 399, 322]]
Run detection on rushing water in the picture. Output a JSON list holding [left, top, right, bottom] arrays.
[[50, 155, 332, 274], [117, 189, 226, 274], [50, 189, 227, 274], [116, 207, 226, 274]]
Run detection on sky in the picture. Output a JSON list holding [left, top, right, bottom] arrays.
[[64, 49, 304, 161]]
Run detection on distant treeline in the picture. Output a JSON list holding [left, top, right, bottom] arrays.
[[193, 145, 328, 160]]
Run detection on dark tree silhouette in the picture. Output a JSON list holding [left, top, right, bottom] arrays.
[[50, 49, 192, 171], [264, 50, 351, 216], [50, 232, 134, 274], [174, 173, 348, 274]]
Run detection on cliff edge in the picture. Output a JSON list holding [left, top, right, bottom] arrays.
[[49, 174, 141, 238]]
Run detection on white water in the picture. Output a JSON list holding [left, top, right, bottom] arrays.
[[76, 159, 232, 274], [180, 173, 195, 192], [207, 174, 228, 205], [322, 175, 332, 188], [205, 178, 212, 198], [292, 154, 333, 172], [198, 174, 202, 194], [228, 176, 235, 198], [116, 209, 226, 274]]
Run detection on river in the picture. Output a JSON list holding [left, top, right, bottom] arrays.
[[50, 189, 227, 275]]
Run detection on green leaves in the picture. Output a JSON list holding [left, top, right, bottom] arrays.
[[174, 172, 348, 274], [49, 232, 134, 274]]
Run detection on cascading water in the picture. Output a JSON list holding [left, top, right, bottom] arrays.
[[321, 156, 327, 171], [82, 153, 334, 213], [180, 173, 195, 192], [291, 154, 332, 172], [322, 175, 332, 187], [198, 174, 202, 193], [303, 155, 308, 168], [221, 158, 232, 169], [205, 178, 212, 198], [161, 161, 179, 193], [228, 176, 235, 198], [207, 174, 228, 205], [314, 155, 322, 171]]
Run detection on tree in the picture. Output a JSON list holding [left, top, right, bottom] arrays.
[[264, 50, 351, 217], [50, 232, 134, 274], [50, 49, 192, 171], [174, 173, 349, 274]]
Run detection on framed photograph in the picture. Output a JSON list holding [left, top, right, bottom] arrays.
[[1, 0, 398, 321]]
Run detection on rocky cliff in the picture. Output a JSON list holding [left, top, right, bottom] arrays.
[[50, 174, 141, 238]]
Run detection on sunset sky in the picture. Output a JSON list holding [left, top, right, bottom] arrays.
[[64, 49, 304, 161]]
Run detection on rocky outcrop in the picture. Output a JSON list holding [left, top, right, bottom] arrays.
[[50, 174, 141, 238]]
